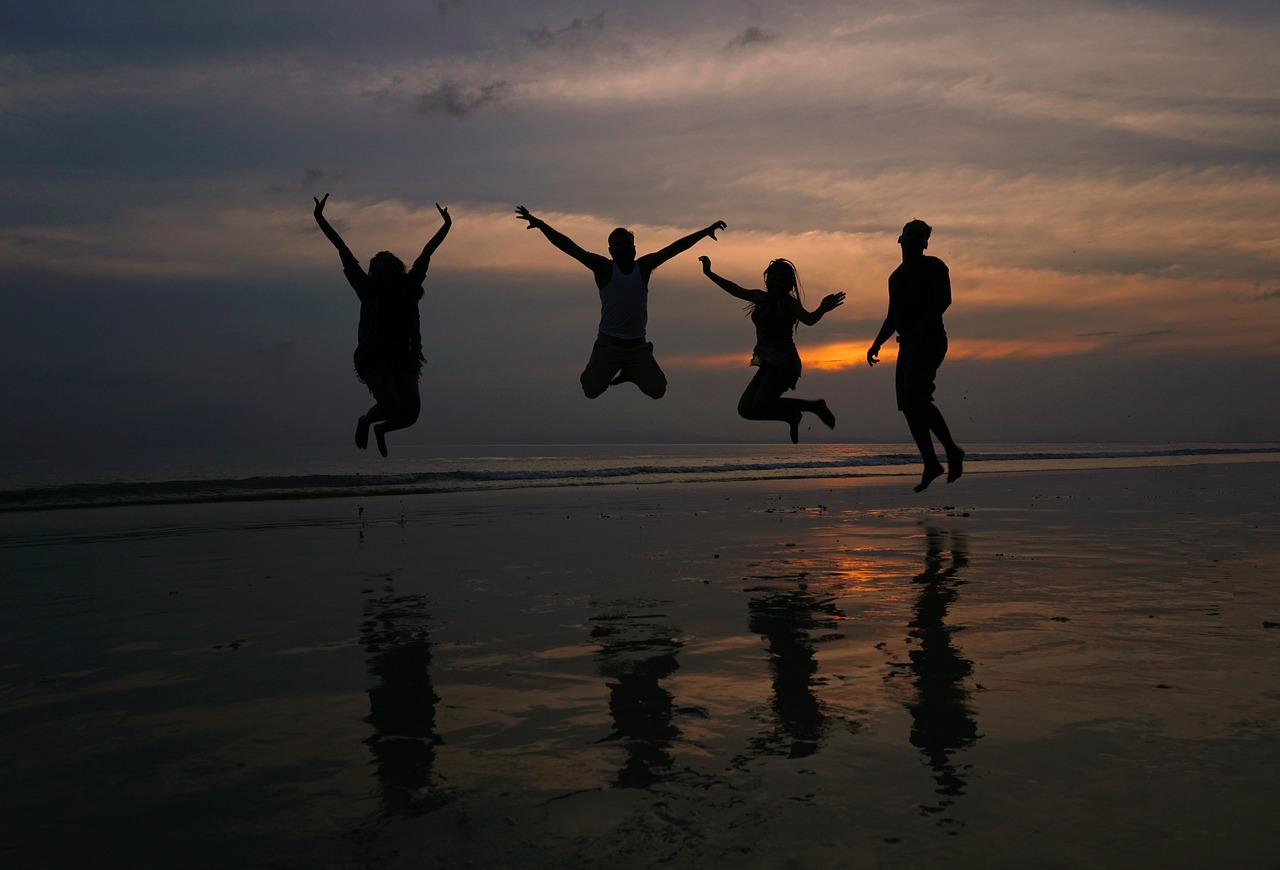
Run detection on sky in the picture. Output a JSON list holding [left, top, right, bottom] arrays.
[[2, 0, 1278, 450]]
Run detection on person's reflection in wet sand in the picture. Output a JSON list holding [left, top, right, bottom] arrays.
[[736, 572, 851, 764], [361, 579, 448, 816], [900, 528, 978, 823], [591, 601, 701, 789]]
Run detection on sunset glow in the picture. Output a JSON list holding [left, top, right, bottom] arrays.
[[2, 0, 1277, 448]]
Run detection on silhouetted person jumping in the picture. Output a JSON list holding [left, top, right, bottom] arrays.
[[700, 256, 844, 443], [314, 194, 451, 456], [515, 206, 726, 399], [868, 219, 964, 491]]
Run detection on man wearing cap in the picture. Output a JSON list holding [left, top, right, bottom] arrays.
[[867, 219, 964, 492]]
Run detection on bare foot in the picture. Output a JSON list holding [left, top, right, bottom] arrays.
[[788, 415, 801, 444], [355, 416, 370, 450], [814, 400, 836, 429], [914, 462, 945, 493], [374, 424, 388, 458], [947, 448, 965, 483]]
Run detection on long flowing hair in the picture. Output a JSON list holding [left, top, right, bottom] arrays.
[[748, 259, 803, 332]]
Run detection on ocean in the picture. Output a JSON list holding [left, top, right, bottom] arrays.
[[3, 441, 1277, 512]]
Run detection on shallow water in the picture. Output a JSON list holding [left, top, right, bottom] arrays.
[[2, 465, 1278, 868]]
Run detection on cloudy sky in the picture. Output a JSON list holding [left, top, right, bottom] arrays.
[[2, 0, 1277, 450]]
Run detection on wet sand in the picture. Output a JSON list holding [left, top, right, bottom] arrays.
[[2, 461, 1279, 869]]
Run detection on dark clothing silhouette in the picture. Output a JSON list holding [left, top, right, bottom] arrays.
[[750, 296, 802, 388], [868, 220, 963, 491], [701, 257, 843, 443], [344, 261, 427, 381], [314, 194, 450, 456], [514, 205, 725, 400]]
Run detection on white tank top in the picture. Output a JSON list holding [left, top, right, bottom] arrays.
[[598, 261, 648, 340]]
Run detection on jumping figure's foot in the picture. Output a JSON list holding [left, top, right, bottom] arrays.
[[947, 448, 965, 483], [355, 416, 370, 450], [914, 462, 945, 493], [374, 424, 389, 458], [814, 400, 836, 429], [788, 414, 801, 444]]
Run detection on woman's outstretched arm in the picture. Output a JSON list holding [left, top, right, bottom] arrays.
[[699, 256, 765, 304], [793, 291, 846, 326], [409, 203, 452, 279], [313, 194, 359, 270]]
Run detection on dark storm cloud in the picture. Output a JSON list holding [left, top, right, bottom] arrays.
[[416, 80, 511, 117], [725, 26, 774, 50], [524, 12, 608, 48]]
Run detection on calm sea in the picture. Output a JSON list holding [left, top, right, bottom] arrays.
[[2, 442, 1277, 512]]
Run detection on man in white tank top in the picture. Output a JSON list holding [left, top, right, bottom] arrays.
[[516, 206, 727, 399]]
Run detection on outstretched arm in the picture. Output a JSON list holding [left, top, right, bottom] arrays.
[[408, 203, 452, 280], [638, 220, 727, 274], [698, 256, 765, 304], [313, 194, 359, 270], [515, 205, 610, 279], [793, 291, 846, 326]]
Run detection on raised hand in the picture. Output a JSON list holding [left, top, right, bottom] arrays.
[[515, 205, 541, 228], [822, 291, 846, 312], [436, 203, 451, 224], [313, 193, 329, 220], [698, 255, 713, 272], [706, 220, 727, 240]]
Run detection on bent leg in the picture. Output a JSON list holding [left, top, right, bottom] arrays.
[[622, 343, 667, 399], [738, 368, 805, 442], [357, 367, 400, 451], [580, 338, 621, 399], [372, 371, 421, 457]]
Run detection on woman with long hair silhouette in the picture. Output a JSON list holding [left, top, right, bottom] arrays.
[[313, 194, 450, 456], [699, 256, 844, 443]]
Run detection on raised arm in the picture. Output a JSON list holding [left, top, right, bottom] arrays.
[[515, 205, 610, 278], [313, 194, 359, 270], [792, 291, 846, 327], [408, 203, 452, 281], [698, 256, 766, 304], [638, 220, 727, 274]]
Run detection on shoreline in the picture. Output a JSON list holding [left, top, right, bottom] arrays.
[[3, 461, 1278, 868]]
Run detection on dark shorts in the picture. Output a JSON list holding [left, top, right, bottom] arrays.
[[895, 338, 947, 412], [748, 360, 799, 393], [354, 347, 423, 391], [581, 333, 667, 399]]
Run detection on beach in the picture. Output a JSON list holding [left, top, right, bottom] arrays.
[[3, 459, 1279, 869]]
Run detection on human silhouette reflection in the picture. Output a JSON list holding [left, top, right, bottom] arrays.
[[590, 602, 690, 789], [361, 580, 448, 816], [901, 528, 978, 817], [737, 573, 848, 763]]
